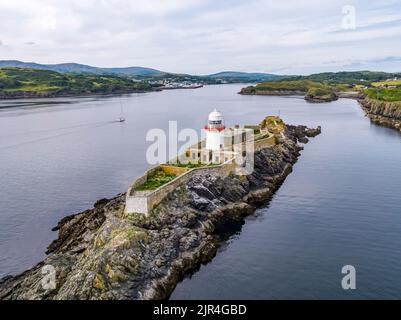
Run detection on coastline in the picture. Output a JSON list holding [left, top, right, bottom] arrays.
[[358, 97, 401, 133], [0, 124, 320, 300], [0, 88, 163, 101], [238, 87, 339, 103], [239, 84, 400, 133]]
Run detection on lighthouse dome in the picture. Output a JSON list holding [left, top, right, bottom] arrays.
[[208, 109, 223, 124]]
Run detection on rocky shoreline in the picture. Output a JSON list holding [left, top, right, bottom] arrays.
[[0, 88, 162, 100], [239, 87, 305, 97], [0, 124, 320, 300], [239, 86, 338, 103], [304, 94, 338, 103], [304, 91, 338, 103], [240, 85, 401, 133], [358, 97, 401, 133]]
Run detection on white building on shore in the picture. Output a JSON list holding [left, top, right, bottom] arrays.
[[182, 109, 254, 165], [125, 110, 280, 215]]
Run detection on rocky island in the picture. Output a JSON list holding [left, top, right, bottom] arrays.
[[239, 80, 339, 103], [239, 75, 401, 134], [0, 119, 320, 300]]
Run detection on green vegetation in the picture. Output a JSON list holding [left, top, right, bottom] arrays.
[[136, 168, 177, 191], [240, 71, 401, 102], [366, 78, 401, 102], [288, 71, 401, 85], [365, 88, 401, 102], [260, 116, 285, 133], [306, 86, 333, 96], [0, 67, 154, 97], [371, 79, 401, 87], [305, 86, 337, 102], [255, 80, 336, 95], [173, 162, 206, 168], [248, 80, 338, 101], [172, 161, 216, 168], [255, 80, 324, 92]]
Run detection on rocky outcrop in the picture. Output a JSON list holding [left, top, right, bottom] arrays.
[[239, 86, 338, 103], [239, 86, 305, 96], [286, 124, 321, 143], [359, 97, 401, 133], [304, 89, 338, 103], [338, 91, 359, 99], [0, 125, 320, 300]]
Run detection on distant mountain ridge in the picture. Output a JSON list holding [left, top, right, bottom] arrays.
[[208, 71, 284, 81], [4, 60, 397, 84], [0, 60, 283, 81], [0, 60, 164, 76]]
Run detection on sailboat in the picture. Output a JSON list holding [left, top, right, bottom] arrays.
[[118, 100, 126, 122]]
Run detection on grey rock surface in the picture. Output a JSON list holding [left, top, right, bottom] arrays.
[[0, 124, 320, 300]]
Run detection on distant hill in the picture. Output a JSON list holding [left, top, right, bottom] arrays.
[[0, 60, 164, 76], [3, 61, 399, 85], [288, 71, 401, 84], [0, 61, 285, 82], [0, 67, 155, 99], [207, 71, 284, 82]]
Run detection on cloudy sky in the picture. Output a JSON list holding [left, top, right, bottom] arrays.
[[0, 0, 400, 75]]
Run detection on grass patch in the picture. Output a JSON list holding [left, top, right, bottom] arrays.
[[372, 79, 401, 87], [136, 168, 177, 191], [305, 86, 337, 100], [255, 80, 330, 92], [0, 67, 154, 96], [172, 161, 210, 168], [4, 85, 60, 92], [260, 116, 285, 132], [365, 88, 401, 102]]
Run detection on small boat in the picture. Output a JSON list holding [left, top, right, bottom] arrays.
[[118, 100, 126, 123]]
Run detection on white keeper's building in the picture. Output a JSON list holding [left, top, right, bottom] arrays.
[[176, 109, 254, 165]]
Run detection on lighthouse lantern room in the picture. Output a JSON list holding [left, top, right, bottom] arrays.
[[204, 109, 225, 151]]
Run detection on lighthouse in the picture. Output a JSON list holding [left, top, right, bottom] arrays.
[[204, 109, 225, 150]]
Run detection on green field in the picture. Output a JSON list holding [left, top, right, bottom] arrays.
[[288, 71, 401, 85], [0, 67, 153, 96], [245, 75, 401, 102], [365, 88, 401, 102], [136, 169, 178, 191], [251, 80, 337, 100], [371, 79, 401, 87], [255, 80, 328, 92]]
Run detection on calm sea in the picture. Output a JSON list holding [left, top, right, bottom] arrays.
[[1, 84, 400, 299]]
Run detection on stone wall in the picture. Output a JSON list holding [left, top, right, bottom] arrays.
[[254, 134, 276, 151], [129, 166, 160, 194], [125, 166, 160, 214], [124, 133, 277, 216], [124, 160, 237, 216]]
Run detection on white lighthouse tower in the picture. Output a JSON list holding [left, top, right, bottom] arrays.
[[204, 109, 225, 150]]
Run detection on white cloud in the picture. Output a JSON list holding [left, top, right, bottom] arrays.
[[0, 0, 400, 74]]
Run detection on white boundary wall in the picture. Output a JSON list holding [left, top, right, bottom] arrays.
[[124, 160, 236, 216], [124, 133, 276, 216]]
